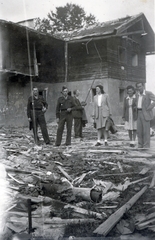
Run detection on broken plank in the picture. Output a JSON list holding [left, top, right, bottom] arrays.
[[73, 173, 87, 186], [123, 158, 155, 166], [89, 149, 124, 154], [139, 167, 150, 175], [137, 218, 155, 230], [93, 186, 147, 236], [44, 217, 96, 224], [136, 212, 155, 225], [117, 161, 123, 173], [7, 173, 25, 185], [57, 166, 73, 182], [149, 171, 155, 188], [64, 204, 106, 219]]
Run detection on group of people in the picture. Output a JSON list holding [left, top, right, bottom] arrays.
[[27, 86, 87, 146], [122, 82, 155, 148], [27, 82, 155, 149]]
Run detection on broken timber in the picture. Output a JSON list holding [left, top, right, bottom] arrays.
[[89, 149, 124, 154], [93, 186, 147, 236]]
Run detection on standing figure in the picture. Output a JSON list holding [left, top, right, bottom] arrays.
[[93, 85, 112, 146], [122, 85, 137, 147], [27, 87, 50, 145], [72, 89, 87, 139], [136, 82, 155, 148], [55, 86, 76, 146]]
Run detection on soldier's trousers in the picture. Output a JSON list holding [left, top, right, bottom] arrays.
[[31, 110, 50, 144], [56, 112, 73, 145]]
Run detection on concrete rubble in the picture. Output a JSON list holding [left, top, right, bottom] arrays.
[[0, 123, 155, 240]]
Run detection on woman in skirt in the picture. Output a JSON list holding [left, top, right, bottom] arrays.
[[93, 85, 112, 146], [122, 85, 137, 147]]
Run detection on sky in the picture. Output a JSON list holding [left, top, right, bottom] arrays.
[[0, 0, 155, 91]]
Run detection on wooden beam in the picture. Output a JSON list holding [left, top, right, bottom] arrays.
[[93, 186, 147, 236], [67, 30, 145, 44]]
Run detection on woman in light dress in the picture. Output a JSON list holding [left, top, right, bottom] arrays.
[[122, 85, 137, 147], [93, 85, 112, 146]]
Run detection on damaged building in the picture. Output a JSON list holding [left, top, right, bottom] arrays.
[[0, 13, 154, 127]]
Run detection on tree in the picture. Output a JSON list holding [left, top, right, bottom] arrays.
[[35, 3, 97, 34]]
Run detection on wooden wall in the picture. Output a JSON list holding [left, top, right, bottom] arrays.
[[67, 36, 146, 84], [67, 39, 108, 82], [107, 37, 146, 83]]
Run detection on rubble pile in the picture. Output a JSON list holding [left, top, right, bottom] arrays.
[[0, 123, 155, 240]]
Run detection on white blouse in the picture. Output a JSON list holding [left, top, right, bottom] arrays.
[[97, 94, 102, 107]]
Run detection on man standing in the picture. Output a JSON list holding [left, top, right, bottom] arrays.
[[27, 87, 50, 145], [72, 89, 86, 139], [136, 82, 155, 148], [55, 86, 76, 146]]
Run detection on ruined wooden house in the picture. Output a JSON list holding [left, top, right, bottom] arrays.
[[0, 13, 154, 127]]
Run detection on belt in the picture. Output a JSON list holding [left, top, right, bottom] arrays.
[[137, 109, 142, 110], [31, 108, 42, 110]]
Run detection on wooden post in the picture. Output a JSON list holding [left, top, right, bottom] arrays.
[[64, 42, 68, 83]]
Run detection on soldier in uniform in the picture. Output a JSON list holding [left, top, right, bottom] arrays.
[[27, 87, 50, 145], [55, 86, 76, 146]]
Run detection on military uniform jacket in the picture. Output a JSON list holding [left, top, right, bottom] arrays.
[[56, 96, 76, 119], [27, 96, 48, 118]]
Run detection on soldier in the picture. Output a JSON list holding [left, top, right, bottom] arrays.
[[55, 86, 76, 146], [27, 87, 50, 145]]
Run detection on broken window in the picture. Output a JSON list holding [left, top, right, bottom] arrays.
[[118, 47, 127, 64]]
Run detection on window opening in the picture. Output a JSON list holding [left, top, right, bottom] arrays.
[[132, 53, 138, 67], [118, 47, 127, 63]]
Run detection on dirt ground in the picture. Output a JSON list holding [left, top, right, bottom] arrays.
[[0, 122, 155, 240]]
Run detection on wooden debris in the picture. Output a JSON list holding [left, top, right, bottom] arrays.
[[139, 167, 150, 175], [93, 186, 147, 236], [143, 202, 155, 205], [149, 170, 155, 188], [136, 218, 155, 230], [64, 204, 106, 219], [135, 211, 155, 225], [57, 165, 73, 182], [123, 157, 155, 166], [7, 173, 25, 185], [89, 149, 124, 154], [117, 161, 123, 173], [73, 173, 87, 186], [44, 217, 96, 224], [100, 191, 120, 203]]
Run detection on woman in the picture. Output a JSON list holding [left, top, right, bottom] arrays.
[[93, 85, 112, 146], [122, 85, 137, 147]]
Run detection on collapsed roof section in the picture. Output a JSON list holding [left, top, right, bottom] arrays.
[[54, 13, 155, 54]]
